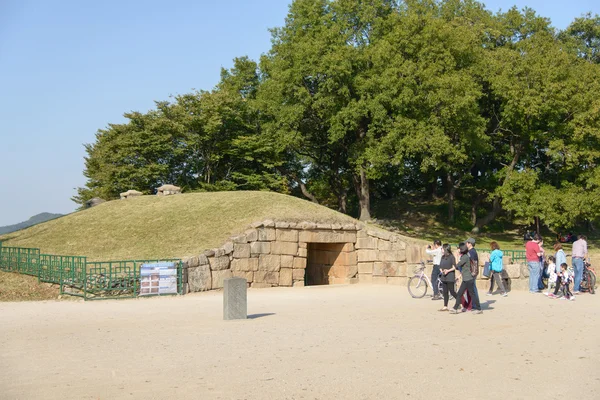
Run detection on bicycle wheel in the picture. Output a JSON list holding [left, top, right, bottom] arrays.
[[588, 270, 596, 294], [408, 276, 428, 298], [437, 280, 455, 300], [581, 272, 589, 292]]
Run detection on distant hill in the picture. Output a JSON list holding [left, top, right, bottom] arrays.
[[0, 213, 64, 235]]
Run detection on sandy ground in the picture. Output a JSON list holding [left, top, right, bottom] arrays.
[[1, 285, 599, 400]]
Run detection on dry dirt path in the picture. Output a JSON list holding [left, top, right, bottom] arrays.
[[1, 285, 599, 400]]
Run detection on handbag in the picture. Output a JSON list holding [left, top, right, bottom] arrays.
[[483, 261, 491, 278]]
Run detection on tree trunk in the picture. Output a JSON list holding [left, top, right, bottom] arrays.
[[587, 219, 596, 232], [296, 178, 319, 204], [338, 189, 348, 214], [426, 179, 438, 200], [446, 173, 455, 223], [535, 216, 541, 234], [471, 194, 484, 226], [353, 167, 371, 221], [475, 198, 501, 229], [475, 144, 521, 228], [329, 175, 348, 214]]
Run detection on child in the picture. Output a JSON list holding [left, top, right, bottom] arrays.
[[544, 256, 557, 296], [557, 263, 575, 301]]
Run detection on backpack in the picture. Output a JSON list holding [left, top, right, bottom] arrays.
[[470, 257, 479, 278]]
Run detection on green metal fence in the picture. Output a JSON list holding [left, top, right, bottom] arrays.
[[0, 244, 182, 301], [476, 249, 526, 263], [448, 244, 526, 263], [84, 259, 183, 300], [0, 246, 40, 276]]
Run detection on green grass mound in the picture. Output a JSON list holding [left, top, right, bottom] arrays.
[[0, 192, 356, 261]]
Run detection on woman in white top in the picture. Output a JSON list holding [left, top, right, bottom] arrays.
[[425, 240, 443, 300]]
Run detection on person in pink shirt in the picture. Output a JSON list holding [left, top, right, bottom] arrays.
[[571, 235, 588, 293], [525, 233, 544, 293]]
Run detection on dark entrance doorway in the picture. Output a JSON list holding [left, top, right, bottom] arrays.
[[305, 243, 354, 285]]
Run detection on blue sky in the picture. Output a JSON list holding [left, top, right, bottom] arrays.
[[0, 0, 598, 226]]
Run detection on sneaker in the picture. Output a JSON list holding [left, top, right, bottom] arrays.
[[573, 291, 581, 294], [431, 295, 442, 300], [560, 297, 568, 300], [449, 309, 459, 314], [472, 310, 483, 314], [570, 297, 576, 301], [461, 308, 468, 313], [547, 294, 557, 299], [486, 292, 493, 296], [501, 292, 508, 297], [438, 307, 448, 311]]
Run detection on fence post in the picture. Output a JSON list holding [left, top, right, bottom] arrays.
[[178, 260, 183, 295], [59, 257, 64, 295], [134, 261, 138, 298]]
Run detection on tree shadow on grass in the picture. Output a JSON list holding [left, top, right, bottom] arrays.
[[247, 313, 275, 319]]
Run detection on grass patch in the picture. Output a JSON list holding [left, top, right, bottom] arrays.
[[0, 191, 356, 261], [0, 271, 60, 302]]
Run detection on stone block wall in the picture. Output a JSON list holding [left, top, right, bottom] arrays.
[[181, 220, 539, 293], [356, 228, 410, 285], [182, 220, 359, 292]]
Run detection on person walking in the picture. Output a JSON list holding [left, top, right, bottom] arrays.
[[548, 243, 567, 298], [525, 234, 544, 293], [425, 240, 443, 300], [438, 244, 457, 311], [544, 256, 557, 296], [487, 242, 507, 297], [572, 235, 588, 293], [554, 243, 567, 274], [465, 237, 480, 304], [557, 263, 575, 301], [450, 243, 482, 314]]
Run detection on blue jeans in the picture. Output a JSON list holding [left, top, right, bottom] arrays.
[[573, 257, 584, 292], [528, 261, 541, 292]]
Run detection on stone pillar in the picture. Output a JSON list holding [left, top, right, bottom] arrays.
[[223, 277, 247, 320]]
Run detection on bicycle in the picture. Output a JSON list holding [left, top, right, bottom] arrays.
[[580, 260, 596, 294], [407, 261, 457, 299]]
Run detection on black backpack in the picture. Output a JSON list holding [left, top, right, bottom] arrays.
[[469, 256, 479, 278]]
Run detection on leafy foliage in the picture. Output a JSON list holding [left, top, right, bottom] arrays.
[[76, 1, 600, 231]]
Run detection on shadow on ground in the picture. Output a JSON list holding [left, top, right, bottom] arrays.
[[247, 313, 275, 319]]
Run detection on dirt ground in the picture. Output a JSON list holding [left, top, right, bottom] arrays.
[[1, 285, 599, 400]]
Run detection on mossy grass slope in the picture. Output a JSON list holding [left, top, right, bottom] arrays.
[[0, 271, 60, 302], [0, 192, 357, 261]]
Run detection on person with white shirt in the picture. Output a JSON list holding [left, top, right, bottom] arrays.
[[544, 256, 557, 296], [425, 240, 443, 300], [571, 235, 588, 293]]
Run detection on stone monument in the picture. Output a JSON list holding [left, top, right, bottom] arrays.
[[223, 277, 247, 320], [120, 190, 143, 200], [156, 184, 181, 196], [85, 197, 106, 208]]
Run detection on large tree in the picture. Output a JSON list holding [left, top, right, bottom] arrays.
[[258, 0, 399, 220]]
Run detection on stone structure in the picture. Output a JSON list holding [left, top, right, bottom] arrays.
[[223, 277, 247, 320], [120, 190, 143, 200], [84, 197, 106, 208], [181, 220, 536, 293], [157, 184, 181, 196]]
